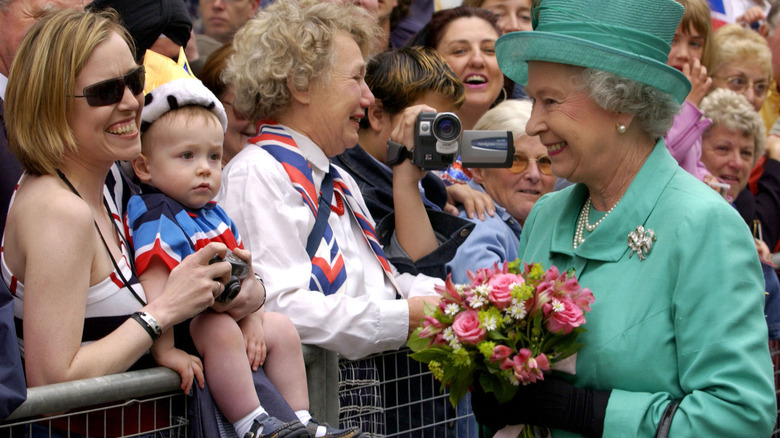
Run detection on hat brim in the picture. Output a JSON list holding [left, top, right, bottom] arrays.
[[496, 31, 691, 104]]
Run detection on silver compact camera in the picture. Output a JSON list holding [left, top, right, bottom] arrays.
[[409, 112, 513, 170]]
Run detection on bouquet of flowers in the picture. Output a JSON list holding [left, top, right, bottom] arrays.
[[407, 259, 595, 409]]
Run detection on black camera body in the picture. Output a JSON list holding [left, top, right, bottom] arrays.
[[410, 112, 514, 170], [209, 250, 250, 303]]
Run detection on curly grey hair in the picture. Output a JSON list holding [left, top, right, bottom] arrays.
[[223, 0, 381, 122], [700, 88, 766, 162], [579, 69, 680, 141]]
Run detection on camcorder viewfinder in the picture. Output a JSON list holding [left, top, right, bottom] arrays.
[[387, 111, 514, 170]]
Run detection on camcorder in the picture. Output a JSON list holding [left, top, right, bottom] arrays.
[[208, 250, 250, 303], [386, 111, 514, 170]]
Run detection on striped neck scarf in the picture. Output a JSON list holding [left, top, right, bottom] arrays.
[[251, 120, 394, 295]]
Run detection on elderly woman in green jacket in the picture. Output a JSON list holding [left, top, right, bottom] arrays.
[[470, 0, 777, 436]]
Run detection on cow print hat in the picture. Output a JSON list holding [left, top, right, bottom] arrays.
[[140, 78, 228, 134]]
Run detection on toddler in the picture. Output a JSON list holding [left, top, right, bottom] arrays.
[[126, 77, 358, 438]]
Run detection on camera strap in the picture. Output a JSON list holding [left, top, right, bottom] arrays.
[[56, 169, 147, 306], [385, 140, 411, 167]]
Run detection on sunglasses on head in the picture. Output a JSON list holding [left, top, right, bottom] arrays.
[[510, 154, 553, 175], [73, 66, 145, 107]]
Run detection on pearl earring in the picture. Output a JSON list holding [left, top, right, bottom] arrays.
[[617, 124, 627, 134]]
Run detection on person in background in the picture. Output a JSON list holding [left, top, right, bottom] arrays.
[[462, 0, 532, 34], [333, 45, 481, 436], [333, 46, 489, 279], [407, 6, 506, 185], [199, 44, 257, 167], [759, 3, 780, 131], [217, 0, 441, 432], [472, 0, 776, 436], [711, 23, 772, 113], [198, 0, 259, 45], [664, 0, 715, 181], [447, 99, 556, 284], [698, 88, 780, 342]]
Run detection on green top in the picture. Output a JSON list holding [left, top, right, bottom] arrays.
[[517, 140, 776, 437]]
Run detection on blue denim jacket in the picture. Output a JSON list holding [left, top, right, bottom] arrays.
[[332, 145, 474, 280], [446, 180, 523, 284]]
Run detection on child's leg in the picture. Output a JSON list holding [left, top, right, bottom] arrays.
[[190, 310, 261, 423], [262, 312, 309, 411]]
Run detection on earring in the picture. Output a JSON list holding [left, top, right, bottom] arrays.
[[617, 123, 627, 134]]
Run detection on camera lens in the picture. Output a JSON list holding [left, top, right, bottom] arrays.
[[432, 113, 461, 142]]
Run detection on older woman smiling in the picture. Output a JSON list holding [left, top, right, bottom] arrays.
[[447, 99, 555, 283], [470, 0, 776, 436]]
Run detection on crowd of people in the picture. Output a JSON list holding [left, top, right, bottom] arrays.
[[1, 0, 780, 437]]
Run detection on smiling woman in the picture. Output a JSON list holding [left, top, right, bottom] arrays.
[[2, 8, 237, 437]]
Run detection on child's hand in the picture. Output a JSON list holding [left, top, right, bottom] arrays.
[[681, 58, 711, 107], [154, 348, 204, 394], [446, 183, 495, 220], [238, 313, 267, 371], [737, 6, 765, 27]]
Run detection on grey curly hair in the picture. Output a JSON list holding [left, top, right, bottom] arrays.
[[223, 0, 381, 122], [579, 69, 680, 141], [700, 88, 766, 162]]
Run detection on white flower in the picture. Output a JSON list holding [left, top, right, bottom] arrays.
[[551, 299, 565, 313], [483, 315, 498, 331], [444, 303, 461, 317], [508, 301, 527, 320], [442, 327, 456, 343], [469, 295, 487, 309], [474, 284, 491, 297]]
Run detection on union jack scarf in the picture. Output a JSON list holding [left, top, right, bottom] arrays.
[[251, 120, 394, 295]]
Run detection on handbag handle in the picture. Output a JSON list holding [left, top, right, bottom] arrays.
[[654, 399, 681, 438]]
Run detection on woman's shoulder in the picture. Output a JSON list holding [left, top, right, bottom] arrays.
[[12, 175, 92, 225]]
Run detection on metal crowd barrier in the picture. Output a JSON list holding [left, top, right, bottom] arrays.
[[0, 345, 338, 437], [3, 341, 778, 437]]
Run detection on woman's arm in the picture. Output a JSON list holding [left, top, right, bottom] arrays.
[[20, 194, 228, 386]]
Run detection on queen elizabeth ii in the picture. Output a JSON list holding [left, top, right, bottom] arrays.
[[470, 0, 777, 436]]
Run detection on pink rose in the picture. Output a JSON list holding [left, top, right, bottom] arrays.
[[544, 298, 585, 335], [490, 345, 513, 363], [451, 310, 486, 345], [487, 273, 523, 309]]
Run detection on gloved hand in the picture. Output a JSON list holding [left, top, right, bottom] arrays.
[[470, 375, 610, 437]]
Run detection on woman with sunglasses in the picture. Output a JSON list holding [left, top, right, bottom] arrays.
[[446, 99, 555, 284], [1, 9, 255, 436]]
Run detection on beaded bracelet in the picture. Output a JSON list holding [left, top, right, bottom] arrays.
[[254, 273, 266, 313], [130, 311, 162, 340]]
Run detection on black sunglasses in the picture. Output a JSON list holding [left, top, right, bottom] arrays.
[[73, 66, 145, 107]]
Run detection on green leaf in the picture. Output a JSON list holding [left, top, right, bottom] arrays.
[[407, 328, 433, 353], [409, 348, 451, 364]]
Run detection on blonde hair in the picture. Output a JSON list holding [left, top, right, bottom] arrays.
[[5, 8, 133, 176], [224, 0, 381, 122], [711, 23, 772, 80], [473, 99, 532, 142], [700, 88, 766, 162]]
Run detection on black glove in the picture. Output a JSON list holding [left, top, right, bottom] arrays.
[[470, 376, 611, 437]]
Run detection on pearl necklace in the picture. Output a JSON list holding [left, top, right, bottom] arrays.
[[573, 196, 619, 249]]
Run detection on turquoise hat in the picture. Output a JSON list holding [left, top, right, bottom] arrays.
[[495, 0, 691, 104]]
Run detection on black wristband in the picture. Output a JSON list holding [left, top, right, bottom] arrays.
[[130, 311, 161, 340]]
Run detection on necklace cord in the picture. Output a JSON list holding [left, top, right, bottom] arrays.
[[55, 169, 146, 306]]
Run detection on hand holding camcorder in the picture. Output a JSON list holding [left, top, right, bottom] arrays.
[[386, 111, 514, 170], [208, 249, 250, 303]]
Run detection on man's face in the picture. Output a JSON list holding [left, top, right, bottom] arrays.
[[0, 0, 83, 76], [198, 0, 260, 45]]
